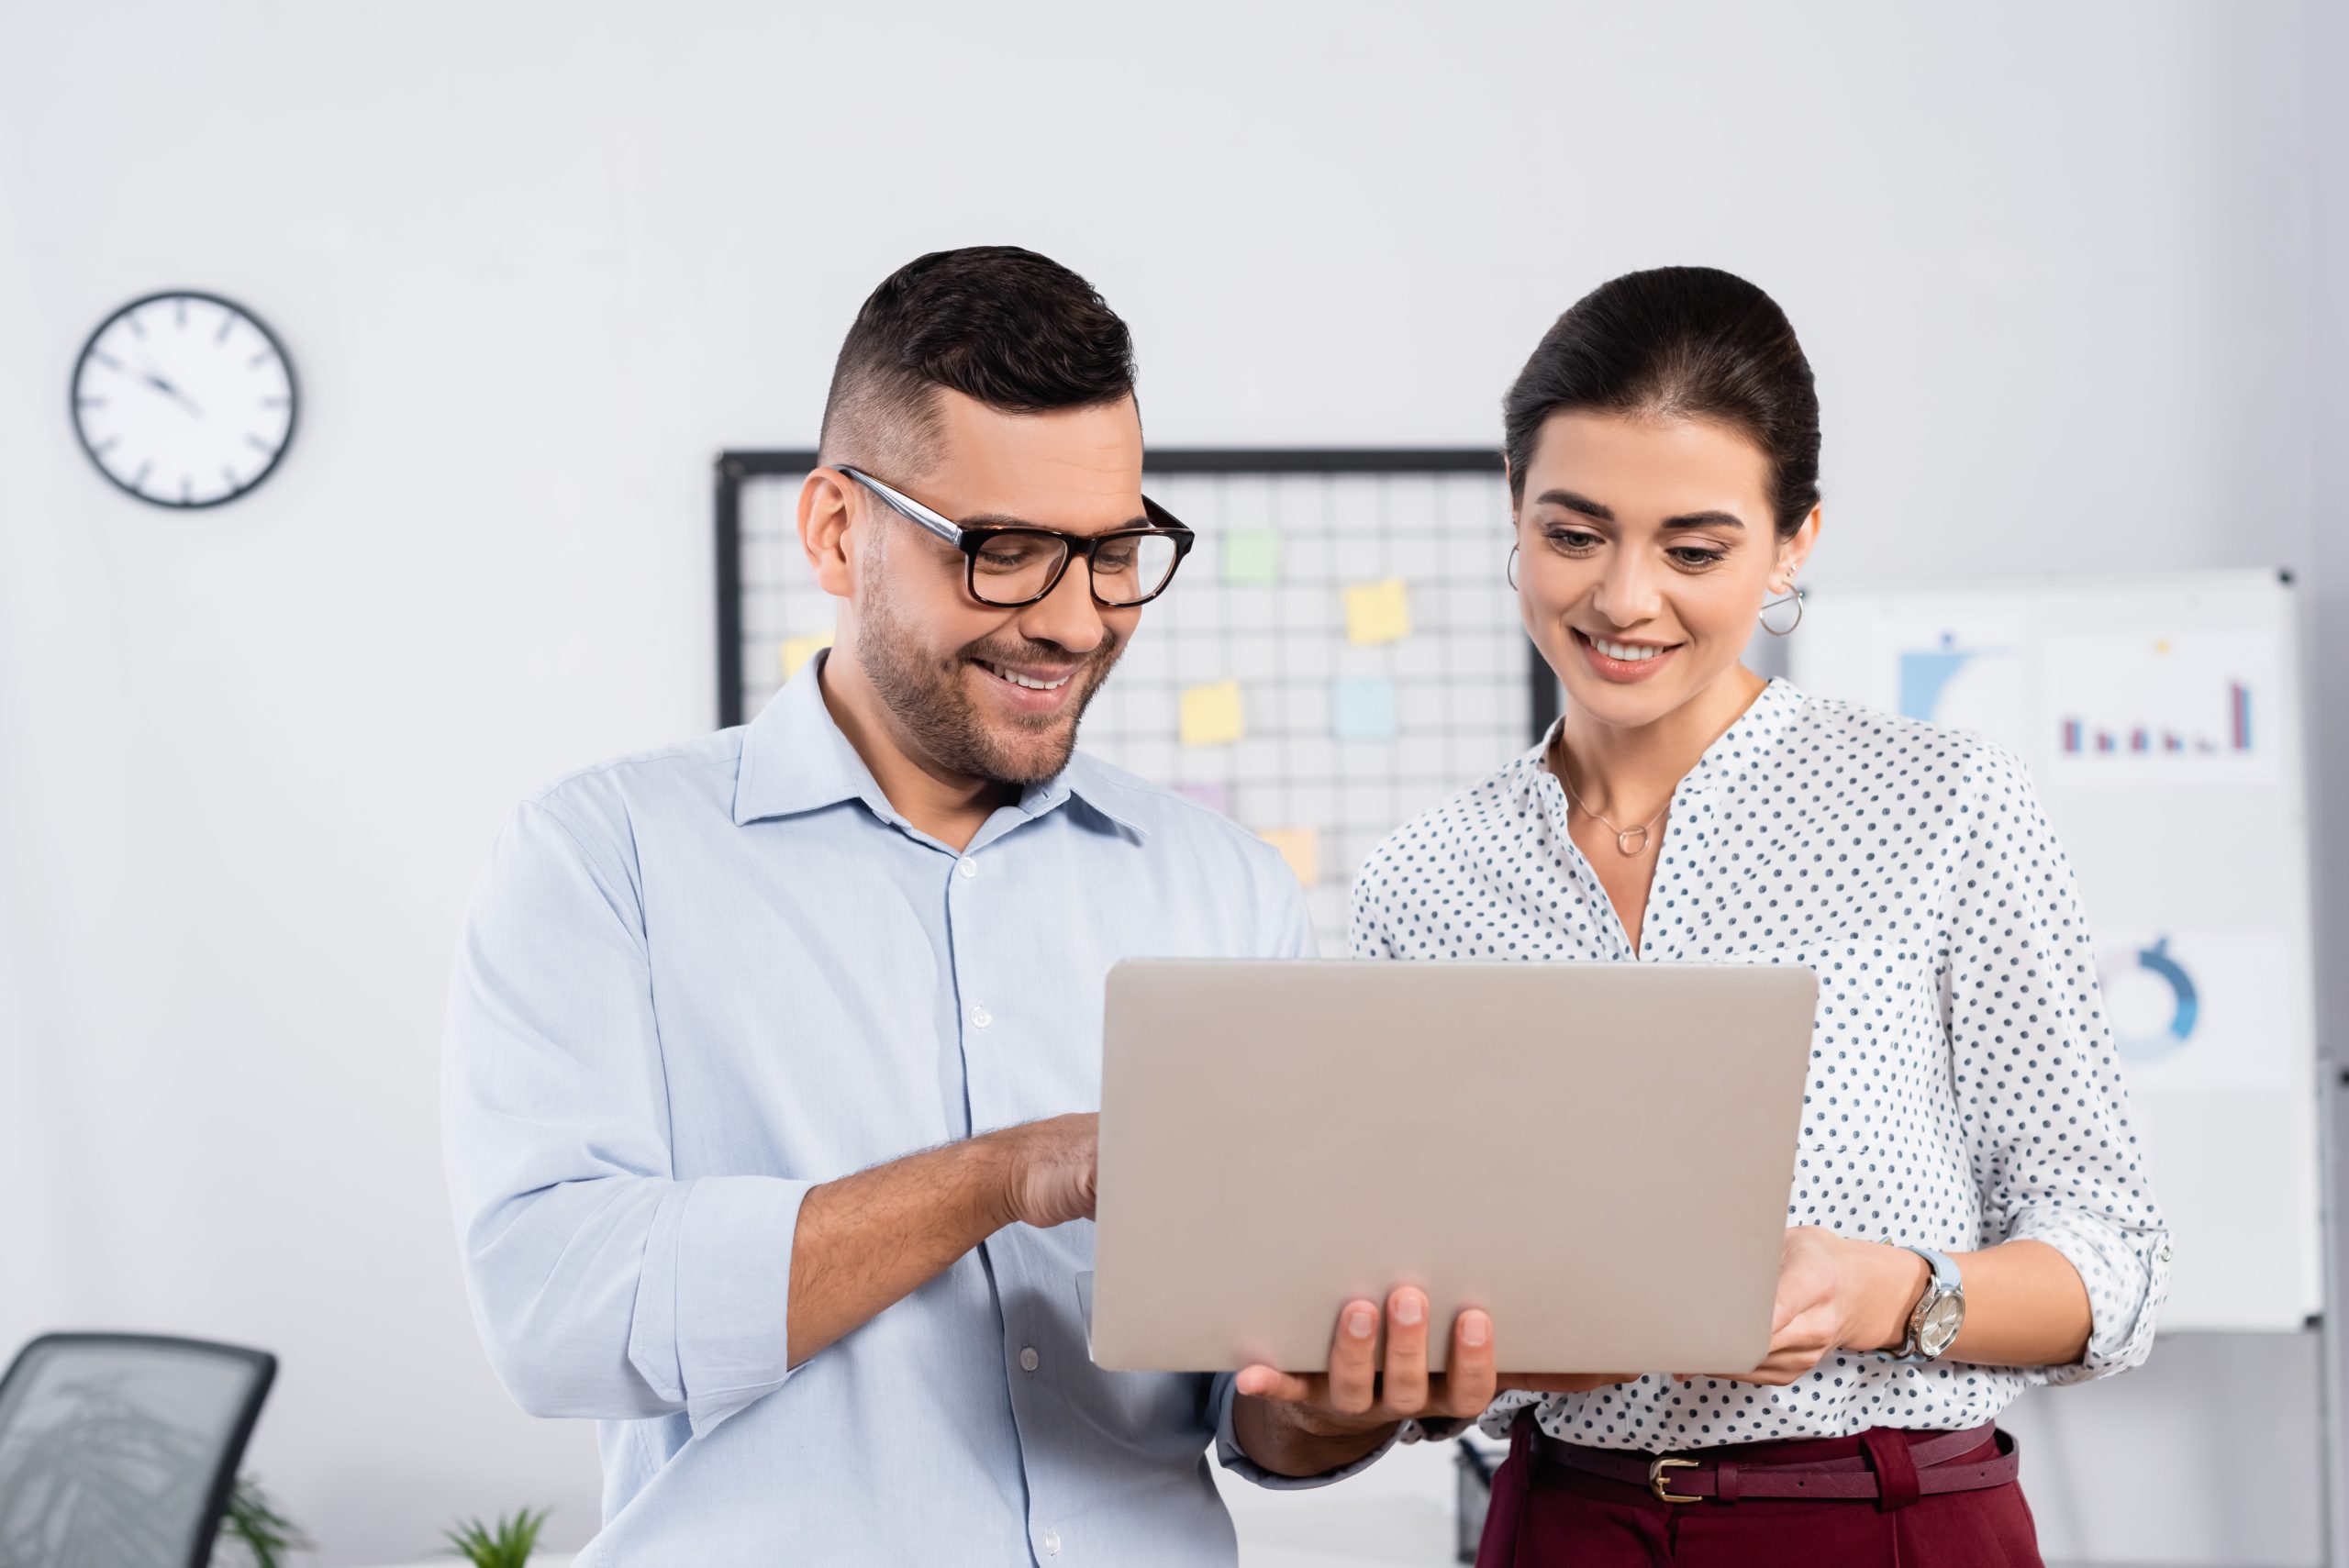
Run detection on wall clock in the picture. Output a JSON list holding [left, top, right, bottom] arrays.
[[71, 291, 297, 508]]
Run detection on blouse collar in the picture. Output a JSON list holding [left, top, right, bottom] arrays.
[[1511, 676, 1808, 821]]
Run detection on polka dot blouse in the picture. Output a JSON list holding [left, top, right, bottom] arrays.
[[1351, 678, 2172, 1451]]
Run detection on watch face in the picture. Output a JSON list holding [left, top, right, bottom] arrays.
[[71, 292, 296, 508], [1919, 1293, 1965, 1356]]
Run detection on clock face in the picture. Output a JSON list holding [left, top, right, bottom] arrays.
[[1919, 1293, 1964, 1355], [71, 292, 296, 508]]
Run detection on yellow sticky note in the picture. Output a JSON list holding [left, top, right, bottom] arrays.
[[778, 630, 834, 681], [1180, 680, 1246, 747], [1344, 577, 1413, 645], [1259, 827, 1320, 887]]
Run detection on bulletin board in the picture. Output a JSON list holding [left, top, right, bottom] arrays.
[[1791, 568, 2321, 1335], [714, 450, 1553, 947]]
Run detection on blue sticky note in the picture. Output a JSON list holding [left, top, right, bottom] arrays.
[[1331, 675, 1399, 742]]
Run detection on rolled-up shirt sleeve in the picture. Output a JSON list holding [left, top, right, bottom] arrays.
[[443, 795, 812, 1438], [1945, 743, 2172, 1382], [1210, 1372, 1407, 1488]]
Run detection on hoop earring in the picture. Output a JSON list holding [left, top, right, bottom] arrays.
[[1507, 544, 1521, 591], [1760, 586, 1805, 636]]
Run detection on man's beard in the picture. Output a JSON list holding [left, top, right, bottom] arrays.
[[854, 579, 1124, 787]]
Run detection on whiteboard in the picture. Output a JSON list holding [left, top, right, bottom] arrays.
[[1792, 568, 2320, 1332], [717, 450, 1542, 951]]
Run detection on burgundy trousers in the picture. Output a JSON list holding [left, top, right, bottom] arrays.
[[1475, 1414, 2044, 1568]]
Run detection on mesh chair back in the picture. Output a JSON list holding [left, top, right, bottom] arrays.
[[0, 1332, 276, 1568]]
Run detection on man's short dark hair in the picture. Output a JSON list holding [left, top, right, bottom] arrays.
[[818, 246, 1138, 479]]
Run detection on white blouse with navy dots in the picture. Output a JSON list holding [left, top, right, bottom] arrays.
[[1352, 677, 2172, 1451]]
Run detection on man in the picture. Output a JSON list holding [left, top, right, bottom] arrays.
[[443, 247, 1497, 1566]]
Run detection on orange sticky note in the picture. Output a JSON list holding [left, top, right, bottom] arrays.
[[1259, 827, 1320, 887], [1344, 577, 1412, 645]]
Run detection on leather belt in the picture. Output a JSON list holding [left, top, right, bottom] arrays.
[[1529, 1421, 2020, 1508]]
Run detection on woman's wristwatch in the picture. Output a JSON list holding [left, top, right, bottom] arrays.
[[1889, 1245, 1965, 1363]]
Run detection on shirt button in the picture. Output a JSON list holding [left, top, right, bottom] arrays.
[[1041, 1530, 1061, 1556], [958, 857, 978, 879], [970, 1005, 992, 1029], [1019, 1346, 1040, 1373]]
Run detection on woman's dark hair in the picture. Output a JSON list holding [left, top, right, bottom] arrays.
[[1502, 266, 1820, 538], [818, 246, 1136, 477]]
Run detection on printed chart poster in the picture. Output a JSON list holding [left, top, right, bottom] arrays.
[[1796, 572, 2319, 1329], [2038, 630, 2281, 788]]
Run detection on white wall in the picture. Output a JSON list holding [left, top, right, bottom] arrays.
[[0, 3, 2335, 1563]]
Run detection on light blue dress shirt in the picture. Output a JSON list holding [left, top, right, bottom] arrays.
[[443, 655, 1371, 1567]]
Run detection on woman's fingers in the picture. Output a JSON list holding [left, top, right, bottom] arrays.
[[1439, 1308, 1497, 1415], [1325, 1299, 1382, 1416], [1379, 1287, 1431, 1413], [1675, 1310, 1840, 1385]]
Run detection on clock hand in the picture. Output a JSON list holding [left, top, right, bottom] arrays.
[[135, 365, 206, 418]]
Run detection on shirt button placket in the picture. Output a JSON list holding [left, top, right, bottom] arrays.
[[957, 854, 990, 1023]]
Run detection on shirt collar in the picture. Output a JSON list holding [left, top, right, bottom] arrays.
[[1511, 675, 1806, 818], [732, 651, 1149, 841], [1679, 676, 1803, 795]]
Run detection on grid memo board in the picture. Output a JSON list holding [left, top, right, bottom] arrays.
[[716, 450, 1556, 947]]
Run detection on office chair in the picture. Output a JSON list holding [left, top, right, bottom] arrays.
[[0, 1332, 277, 1568]]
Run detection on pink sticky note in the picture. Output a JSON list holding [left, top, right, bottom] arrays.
[[1174, 781, 1230, 815]]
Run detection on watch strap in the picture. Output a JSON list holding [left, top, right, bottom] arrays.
[[1890, 1244, 1963, 1363]]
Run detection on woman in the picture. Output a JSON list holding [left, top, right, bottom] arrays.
[[1350, 267, 2169, 1565]]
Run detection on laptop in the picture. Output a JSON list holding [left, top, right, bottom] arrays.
[[1088, 960, 1818, 1374]]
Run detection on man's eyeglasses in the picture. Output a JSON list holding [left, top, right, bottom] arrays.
[[838, 465, 1196, 609]]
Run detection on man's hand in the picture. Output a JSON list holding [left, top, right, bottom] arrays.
[[1235, 1287, 1495, 1434], [1229, 1287, 1512, 1476], [988, 1112, 1098, 1229]]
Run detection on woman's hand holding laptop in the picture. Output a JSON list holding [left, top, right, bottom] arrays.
[[1671, 1226, 1930, 1386]]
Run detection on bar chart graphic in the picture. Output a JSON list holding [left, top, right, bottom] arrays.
[[2042, 631, 2277, 785], [2058, 680, 2250, 756]]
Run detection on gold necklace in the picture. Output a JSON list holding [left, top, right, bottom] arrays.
[[1549, 737, 1671, 857]]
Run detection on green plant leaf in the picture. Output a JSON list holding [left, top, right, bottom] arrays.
[[440, 1506, 550, 1568], [217, 1473, 311, 1568]]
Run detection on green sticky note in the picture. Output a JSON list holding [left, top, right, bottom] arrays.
[[1220, 529, 1283, 586]]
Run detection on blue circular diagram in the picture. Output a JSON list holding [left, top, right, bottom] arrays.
[[2100, 936, 2199, 1063]]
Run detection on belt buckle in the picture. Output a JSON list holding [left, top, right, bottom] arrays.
[[1648, 1454, 1699, 1504]]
